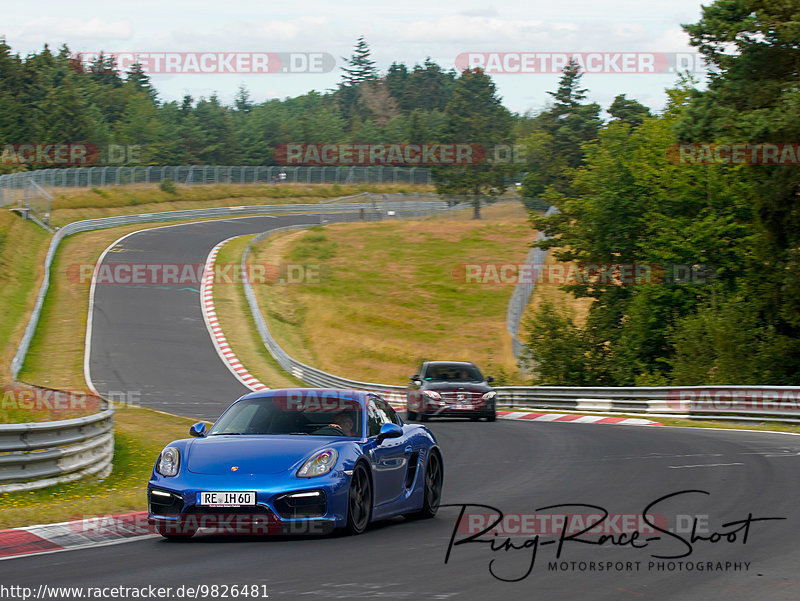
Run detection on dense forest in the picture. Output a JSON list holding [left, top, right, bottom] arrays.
[[1, 0, 797, 385], [524, 1, 800, 386]]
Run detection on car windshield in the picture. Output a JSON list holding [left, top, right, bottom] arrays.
[[425, 365, 484, 382], [209, 393, 363, 437]]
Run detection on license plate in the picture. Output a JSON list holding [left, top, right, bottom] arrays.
[[449, 402, 473, 410], [196, 491, 256, 507]]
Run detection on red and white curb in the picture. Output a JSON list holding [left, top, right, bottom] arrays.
[[0, 512, 156, 560], [201, 239, 268, 392], [498, 410, 662, 426]]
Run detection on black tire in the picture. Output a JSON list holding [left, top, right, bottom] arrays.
[[409, 450, 443, 519], [420, 413, 429, 422], [406, 410, 417, 421], [487, 413, 497, 422], [345, 463, 372, 535]]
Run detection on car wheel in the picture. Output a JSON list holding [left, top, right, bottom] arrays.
[[345, 463, 372, 535], [409, 450, 443, 519], [487, 413, 497, 422], [420, 413, 429, 422], [406, 410, 417, 421]]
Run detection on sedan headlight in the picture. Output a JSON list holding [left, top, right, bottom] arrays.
[[297, 449, 338, 478], [157, 446, 180, 477], [481, 391, 497, 400]]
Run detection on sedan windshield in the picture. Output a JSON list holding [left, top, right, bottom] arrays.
[[209, 393, 363, 437], [425, 364, 484, 382]]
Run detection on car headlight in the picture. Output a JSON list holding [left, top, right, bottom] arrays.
[[157, 446, 180, 477], [481, 391, 497, 400], [297, 449, 338, 478], [423, 390, 442, 400]]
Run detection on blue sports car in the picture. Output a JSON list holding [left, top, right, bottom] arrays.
[[148, 388, 444, 539]]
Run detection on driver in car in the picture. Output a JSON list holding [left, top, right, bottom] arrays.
[[313, 411, 356, 436]]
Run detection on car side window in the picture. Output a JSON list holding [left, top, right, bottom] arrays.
[[367, 397, 400, 435], [374, 396, 402, 426], [366, 399, 384, 437]]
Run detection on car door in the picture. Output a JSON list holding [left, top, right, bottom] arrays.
[[365, 396, 410, 507]]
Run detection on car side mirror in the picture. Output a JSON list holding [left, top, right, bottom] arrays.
[[410, 374, 419, 380], [487, 376, 494, 383], [189, 422, 207, 437], [377, 423, 403, 445]]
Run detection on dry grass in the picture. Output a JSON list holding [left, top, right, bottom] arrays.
[[522, 249, 593, 327], [247, 201, 536, 386]]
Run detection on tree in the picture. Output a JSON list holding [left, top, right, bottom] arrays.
[[337, 36, 378, 123], [339, 36, 377, 87], [234, 84, 253, 113], [519, 59, 601, 198], [433, 68, 512, 218], [358, 80, 400, 128], [125, 62, 157, 103], [608, 94, 650, 127]]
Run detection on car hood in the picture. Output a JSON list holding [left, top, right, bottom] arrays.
[[422, 382, 492, 393], [186, 436, 340, 475]]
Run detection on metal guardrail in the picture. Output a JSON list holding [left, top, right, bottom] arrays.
[[0, 388, 114, 493], [0, 166, 434, 206], [506, 204, 557, 361]]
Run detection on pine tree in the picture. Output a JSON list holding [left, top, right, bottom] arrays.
[[340, 36, 377, 87], [125, 62, 157, 103]]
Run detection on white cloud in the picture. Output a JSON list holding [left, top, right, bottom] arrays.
[[12, 17, 132, 44]]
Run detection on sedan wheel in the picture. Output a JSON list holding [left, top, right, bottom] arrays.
[[345, 463, 372, 535], [406, 410, 417, 421]]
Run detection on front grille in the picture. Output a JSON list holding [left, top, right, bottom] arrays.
[[149, 490, 184, 516], [439, 391, 486, 405], [273, 491, 327, 519]]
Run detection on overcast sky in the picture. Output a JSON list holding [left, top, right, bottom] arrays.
[[2, 0, 712, 115]]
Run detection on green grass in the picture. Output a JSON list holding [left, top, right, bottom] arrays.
[[0, 211, 50, 382]]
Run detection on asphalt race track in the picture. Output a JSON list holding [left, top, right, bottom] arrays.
[[3, 214, 800, 600]]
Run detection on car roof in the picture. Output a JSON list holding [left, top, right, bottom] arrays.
[[424, 361, 478, 367], [237, 388, 372, 404]]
